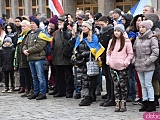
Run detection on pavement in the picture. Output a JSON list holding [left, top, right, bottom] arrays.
[[0, 82, 159, 120]]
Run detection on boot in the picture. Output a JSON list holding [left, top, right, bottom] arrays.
[[139, 101, 148, 112], [114, 100, 120, 112], [103, 99, 115, 107], [18, 87, 25, 93], [119, 100, 127, 112], [146, 101, 156, 112], [79, 96, 92, 106], [155, 95, 159, 107]]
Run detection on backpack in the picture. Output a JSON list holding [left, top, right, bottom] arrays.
[[35, 27, 52, 56]]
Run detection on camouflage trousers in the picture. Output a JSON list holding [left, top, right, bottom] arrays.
[[110, 68, 128, 100]]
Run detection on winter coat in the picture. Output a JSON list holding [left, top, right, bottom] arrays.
[[106, 37, 133, 70], [0, 45, 15, 71], [133, 29, 159, 72], [98, 24, 114, 63], [22, 28, 47, 61], [52, 28, 72, 65]]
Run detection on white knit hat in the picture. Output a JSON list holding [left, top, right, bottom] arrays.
[[82, 20, 92, 30]]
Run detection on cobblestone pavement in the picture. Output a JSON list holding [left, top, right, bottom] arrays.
[[0, 84, 159, 120]]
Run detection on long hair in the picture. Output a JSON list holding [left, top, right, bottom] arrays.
[[79, 30, 92, 42], [109, 32, 125, 52]]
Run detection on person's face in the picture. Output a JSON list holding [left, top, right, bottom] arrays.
[[49, 23, 55, 29], [77, 18, 83, 25], [122, 17, 126, 24], [4, 41, 11, 47], [136, 17, 143, 29], [36, 14, 41, 20], [112, 12, 119, 19], [82, 25, 90, 33], [114, 30, 121, 38], [85, 12, 92, 19], [30, 22, 38, 31], [58, 20, 64, 29], [22, 24, 30, 32], [139, 26, 147, 34], [68, 15, 73, 23], [99, 21, 107, 29], [143, 7, 151, 14], [7, 26, 12, 33], [15, 19, 21, 26]]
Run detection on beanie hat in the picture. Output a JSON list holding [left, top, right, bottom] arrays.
[[4, 37, 12, 43], [82, 20, 92, 30], [31, 18, 40, 27], [94, 13, 102, 20], [113, 8, 122, 15], [16, 16, 23, 22], [29, 15, 34, 21], [49, 15, 58, 24], [144, 13, 159, 25], [139, 20, 153, 30], [114, 24, 125, 33], [41, 14, 47, 21]]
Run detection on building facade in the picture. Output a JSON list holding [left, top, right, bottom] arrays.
[[0, 0, 159, 19]]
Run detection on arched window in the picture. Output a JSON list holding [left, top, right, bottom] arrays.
[[115, 0, 139, 13], [76, 0, 98, 14]]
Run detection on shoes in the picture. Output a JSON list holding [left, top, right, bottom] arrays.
[[7, 88, 14, 93], [126, 97, 134, 102], [48, 90, 57, 95], [103, 100, 115, 107], [2, 88, 9, 93], [132, 98, 142, 105], [28, 94, 39, 100], [79, 96, 92, 106], [146, 101, 156, 112], [102, 94, 108, 99], [36, 94, 47, 100], [53, 93, 66, 97], [66, 94, 73, 98], [27, 90, 34, 97], [119, 100, 127, 112], [115, 100, 120, 112], [139, 101, 148, 112], [21, 91, 30, 97], [14, 87, 20, 91], [95, 91, 101, 96], [74, 94, 81, 99], [18, 87, 25, 93]]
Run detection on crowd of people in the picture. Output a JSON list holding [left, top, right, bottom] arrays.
[[0, 5, 160, 112]]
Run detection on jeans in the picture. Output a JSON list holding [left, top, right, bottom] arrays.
[[138, 71, 154, 101], [29, 60, 46, 95]]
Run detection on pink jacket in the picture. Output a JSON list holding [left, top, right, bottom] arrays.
[[106, 38, 133, 70]]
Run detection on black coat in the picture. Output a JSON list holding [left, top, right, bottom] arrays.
[[1, 46, 15, 71], [98, 24, 114, 63]]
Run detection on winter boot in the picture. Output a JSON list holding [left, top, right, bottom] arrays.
[[146, 101, 156, 112], [79, 96, 92, 106], [18, 87, 25, 93], [139, 101, 148, 112], [119, 100, 127, 112], [155, 95, 159, 107], [114, 100, 120, 112]]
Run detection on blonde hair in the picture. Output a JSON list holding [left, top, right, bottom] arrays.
[[79, 30, 92, 42], [21, 20, 30, 26]]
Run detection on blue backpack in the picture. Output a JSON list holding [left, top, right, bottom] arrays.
[[35, 27, 52, 56]]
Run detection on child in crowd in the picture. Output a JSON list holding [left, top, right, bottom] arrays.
[[106, 24, 133, 112], [1, 37, 15, 93], [133, 20, 159, 112]]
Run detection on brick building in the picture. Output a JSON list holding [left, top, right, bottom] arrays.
[[0, 0, 159, 19]]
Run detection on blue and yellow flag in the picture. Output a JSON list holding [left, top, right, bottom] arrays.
[[128, 0, 152, 17], [74, 34, 105, 60]]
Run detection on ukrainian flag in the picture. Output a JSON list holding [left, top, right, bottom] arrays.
[[128, 0, 152, 16]]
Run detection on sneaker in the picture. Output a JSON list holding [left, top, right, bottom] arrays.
[[28, 94, 39, 100], [126, 97, 134, 102], [74, 94, 81, 99], [7, 89, 14, 93], [2, 88, 9, 93], [36, 93, 47, 100], [132, 98, 142, 105], [21, 91, 30, 97]]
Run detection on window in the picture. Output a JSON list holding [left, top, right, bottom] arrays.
[[45, 0, 52, 18], [115, 0, 139, 13], [76, 0, 98, 15], [18, 0, 25, 16], [31, 0, 39, 15], [5, 0, 11, 18]]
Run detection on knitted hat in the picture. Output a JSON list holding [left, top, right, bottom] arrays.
[[139, 20, 153, 30], [29, 15, 34, 21], [49, 15, 58, 24], [31, 18, 40, 27], [4, 37, 12, 43], [82, 20, 92, 30], [114, 24, 125, 33], [41, 14, 47, 21], [113, 8, 122, 15], [94, 13, 102, 20]]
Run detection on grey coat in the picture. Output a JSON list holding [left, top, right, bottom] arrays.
[[133, 29, 159, 72]]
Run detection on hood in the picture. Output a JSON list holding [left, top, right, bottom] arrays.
[[101, 24, 113, 34], [138, 29, 153, 39]]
